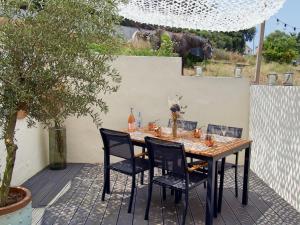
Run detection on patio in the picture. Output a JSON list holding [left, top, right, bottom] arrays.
[[1, 1, 300, 225], [24, 163, 300, 225]]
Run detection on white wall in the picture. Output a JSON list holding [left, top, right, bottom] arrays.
[[0, 120, 48, 185], [250, 85, 300, 212], [66, 56, 250, 163]]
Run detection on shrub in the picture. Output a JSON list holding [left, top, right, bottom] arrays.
[[157, 33, 177, 56], [263, 31, 298, 63]]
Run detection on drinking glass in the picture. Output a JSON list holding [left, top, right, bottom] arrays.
[[220, 125, 227, 136]]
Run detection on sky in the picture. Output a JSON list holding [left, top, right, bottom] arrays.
[[249, 0, 300, 49]]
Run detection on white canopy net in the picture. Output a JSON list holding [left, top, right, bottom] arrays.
[[118, 0, 286, 31]]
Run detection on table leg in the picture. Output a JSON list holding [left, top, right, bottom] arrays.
[[205, 158, 216, 225], [242, 145, 251, 205], [218, 157, 226, 213], [214, 161, 218, 218]]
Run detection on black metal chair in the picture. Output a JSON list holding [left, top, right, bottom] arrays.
[[144, 137, 207, 225], [100, 128, 149, 213], [207, 124, 243, 198], [168, 119, 198, 131], [188, 124, 242, 214]]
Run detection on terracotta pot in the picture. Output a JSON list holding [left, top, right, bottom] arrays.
[[0, 187, 32, 225], [17, 110, 27, 120]]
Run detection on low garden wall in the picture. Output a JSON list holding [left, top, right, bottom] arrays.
[[0, 121, 48, 185], [250, 85, 300, 212], [0, 56, 250, 186], [65, 56, 250, 163]]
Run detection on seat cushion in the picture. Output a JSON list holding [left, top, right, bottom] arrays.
[[110, 158, 150, 175], [153, 171, 207, 190]]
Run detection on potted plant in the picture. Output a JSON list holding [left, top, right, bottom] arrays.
[[0, 0, 121, 224]]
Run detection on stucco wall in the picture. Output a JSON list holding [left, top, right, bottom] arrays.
[[0, 120, 48, 186], [0, 56, 250, 186], [66, 56, 250, 163], [250, 85, 300, 212]]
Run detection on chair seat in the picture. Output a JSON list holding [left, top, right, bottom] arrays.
[[153, 171, 207, 190], [110, 158, 150, 175]]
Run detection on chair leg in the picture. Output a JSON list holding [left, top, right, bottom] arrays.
[[171, 189, 174, 196], [235, 153, 239, 198], [204, 181, 207, 189], [101, 167, 108, 201], [162, 186, 167, 200], [106, 168, 110, 194], [162, 169, 166, 200], [175, 190, 179, 204], [128, 175, 136, 213], [144, 180, 153, 220], [181, 192, 189, 225]]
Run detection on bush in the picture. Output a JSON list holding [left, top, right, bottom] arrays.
[[157, 33, 177, 56], [263, 31, 298, 63], [94, 33, 178, 57]]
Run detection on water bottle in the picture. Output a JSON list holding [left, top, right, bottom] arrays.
[[137, 112, 142, 128]]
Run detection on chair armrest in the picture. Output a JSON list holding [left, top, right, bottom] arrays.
[[134, 152, 148, 158], [187, 162, 208, 173]]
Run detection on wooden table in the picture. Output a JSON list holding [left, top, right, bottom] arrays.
[[127, 128, 252, 225]]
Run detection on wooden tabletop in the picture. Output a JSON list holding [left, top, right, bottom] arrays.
[[125, 128, 252, 158]]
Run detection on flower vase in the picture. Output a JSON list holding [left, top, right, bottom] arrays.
[[172, 112, 178, 138]]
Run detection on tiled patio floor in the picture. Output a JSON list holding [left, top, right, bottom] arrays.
[[23, 163, 300, 225]]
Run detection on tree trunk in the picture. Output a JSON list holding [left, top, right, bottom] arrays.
[[0, 111, 18, 207]]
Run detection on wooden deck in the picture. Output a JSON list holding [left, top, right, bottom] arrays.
[[23, 163, 300, 225]]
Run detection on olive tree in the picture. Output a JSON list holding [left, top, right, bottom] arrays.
[[0, 0, 121, 207]]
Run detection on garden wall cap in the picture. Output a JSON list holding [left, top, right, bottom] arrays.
[[118, 0, 286, 32]]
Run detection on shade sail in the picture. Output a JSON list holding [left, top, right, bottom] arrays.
[[118, 0, 286, 31]]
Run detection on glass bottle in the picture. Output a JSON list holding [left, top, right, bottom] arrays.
[[137, 112, 142, 128], [128, 107, 136, 131]]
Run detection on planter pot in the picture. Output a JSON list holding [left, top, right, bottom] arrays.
[[17, 110, 27, 120], [234, 65, 243, 78], [267, 73, 278, 86], [282, 72, 293, 86], [194, 66, 203, 76], [49, 127, 67, 170], [0, 187, 32, 225]]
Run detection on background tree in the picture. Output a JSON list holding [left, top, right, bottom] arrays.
[[0, 0, 121, 207], [263, 30, 298, 63], [121, 19, 256, 54], [193, 28, 256, 53]]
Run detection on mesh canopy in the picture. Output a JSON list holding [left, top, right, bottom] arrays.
[[118, 0, 286, 31]]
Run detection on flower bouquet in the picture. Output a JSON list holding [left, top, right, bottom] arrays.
[[168, 95, 187, 138]]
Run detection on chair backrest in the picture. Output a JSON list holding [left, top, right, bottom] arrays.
[[145, 137, 188, 179], [100, 128, 134, 160], [207, 124, 243, 138], [168, 119, 198, 131]]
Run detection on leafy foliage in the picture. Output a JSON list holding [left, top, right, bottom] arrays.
[[91, 33, 178, 57], [192, 28, 256, 53], [263, 30, 298, 63], [157, 33, 177, 56], [0, 0, 121, 127], [0, 0, 121, 207], [120, 19, 256, 54]]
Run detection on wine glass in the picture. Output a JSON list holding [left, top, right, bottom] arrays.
[[220, 125, 227, 136]]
